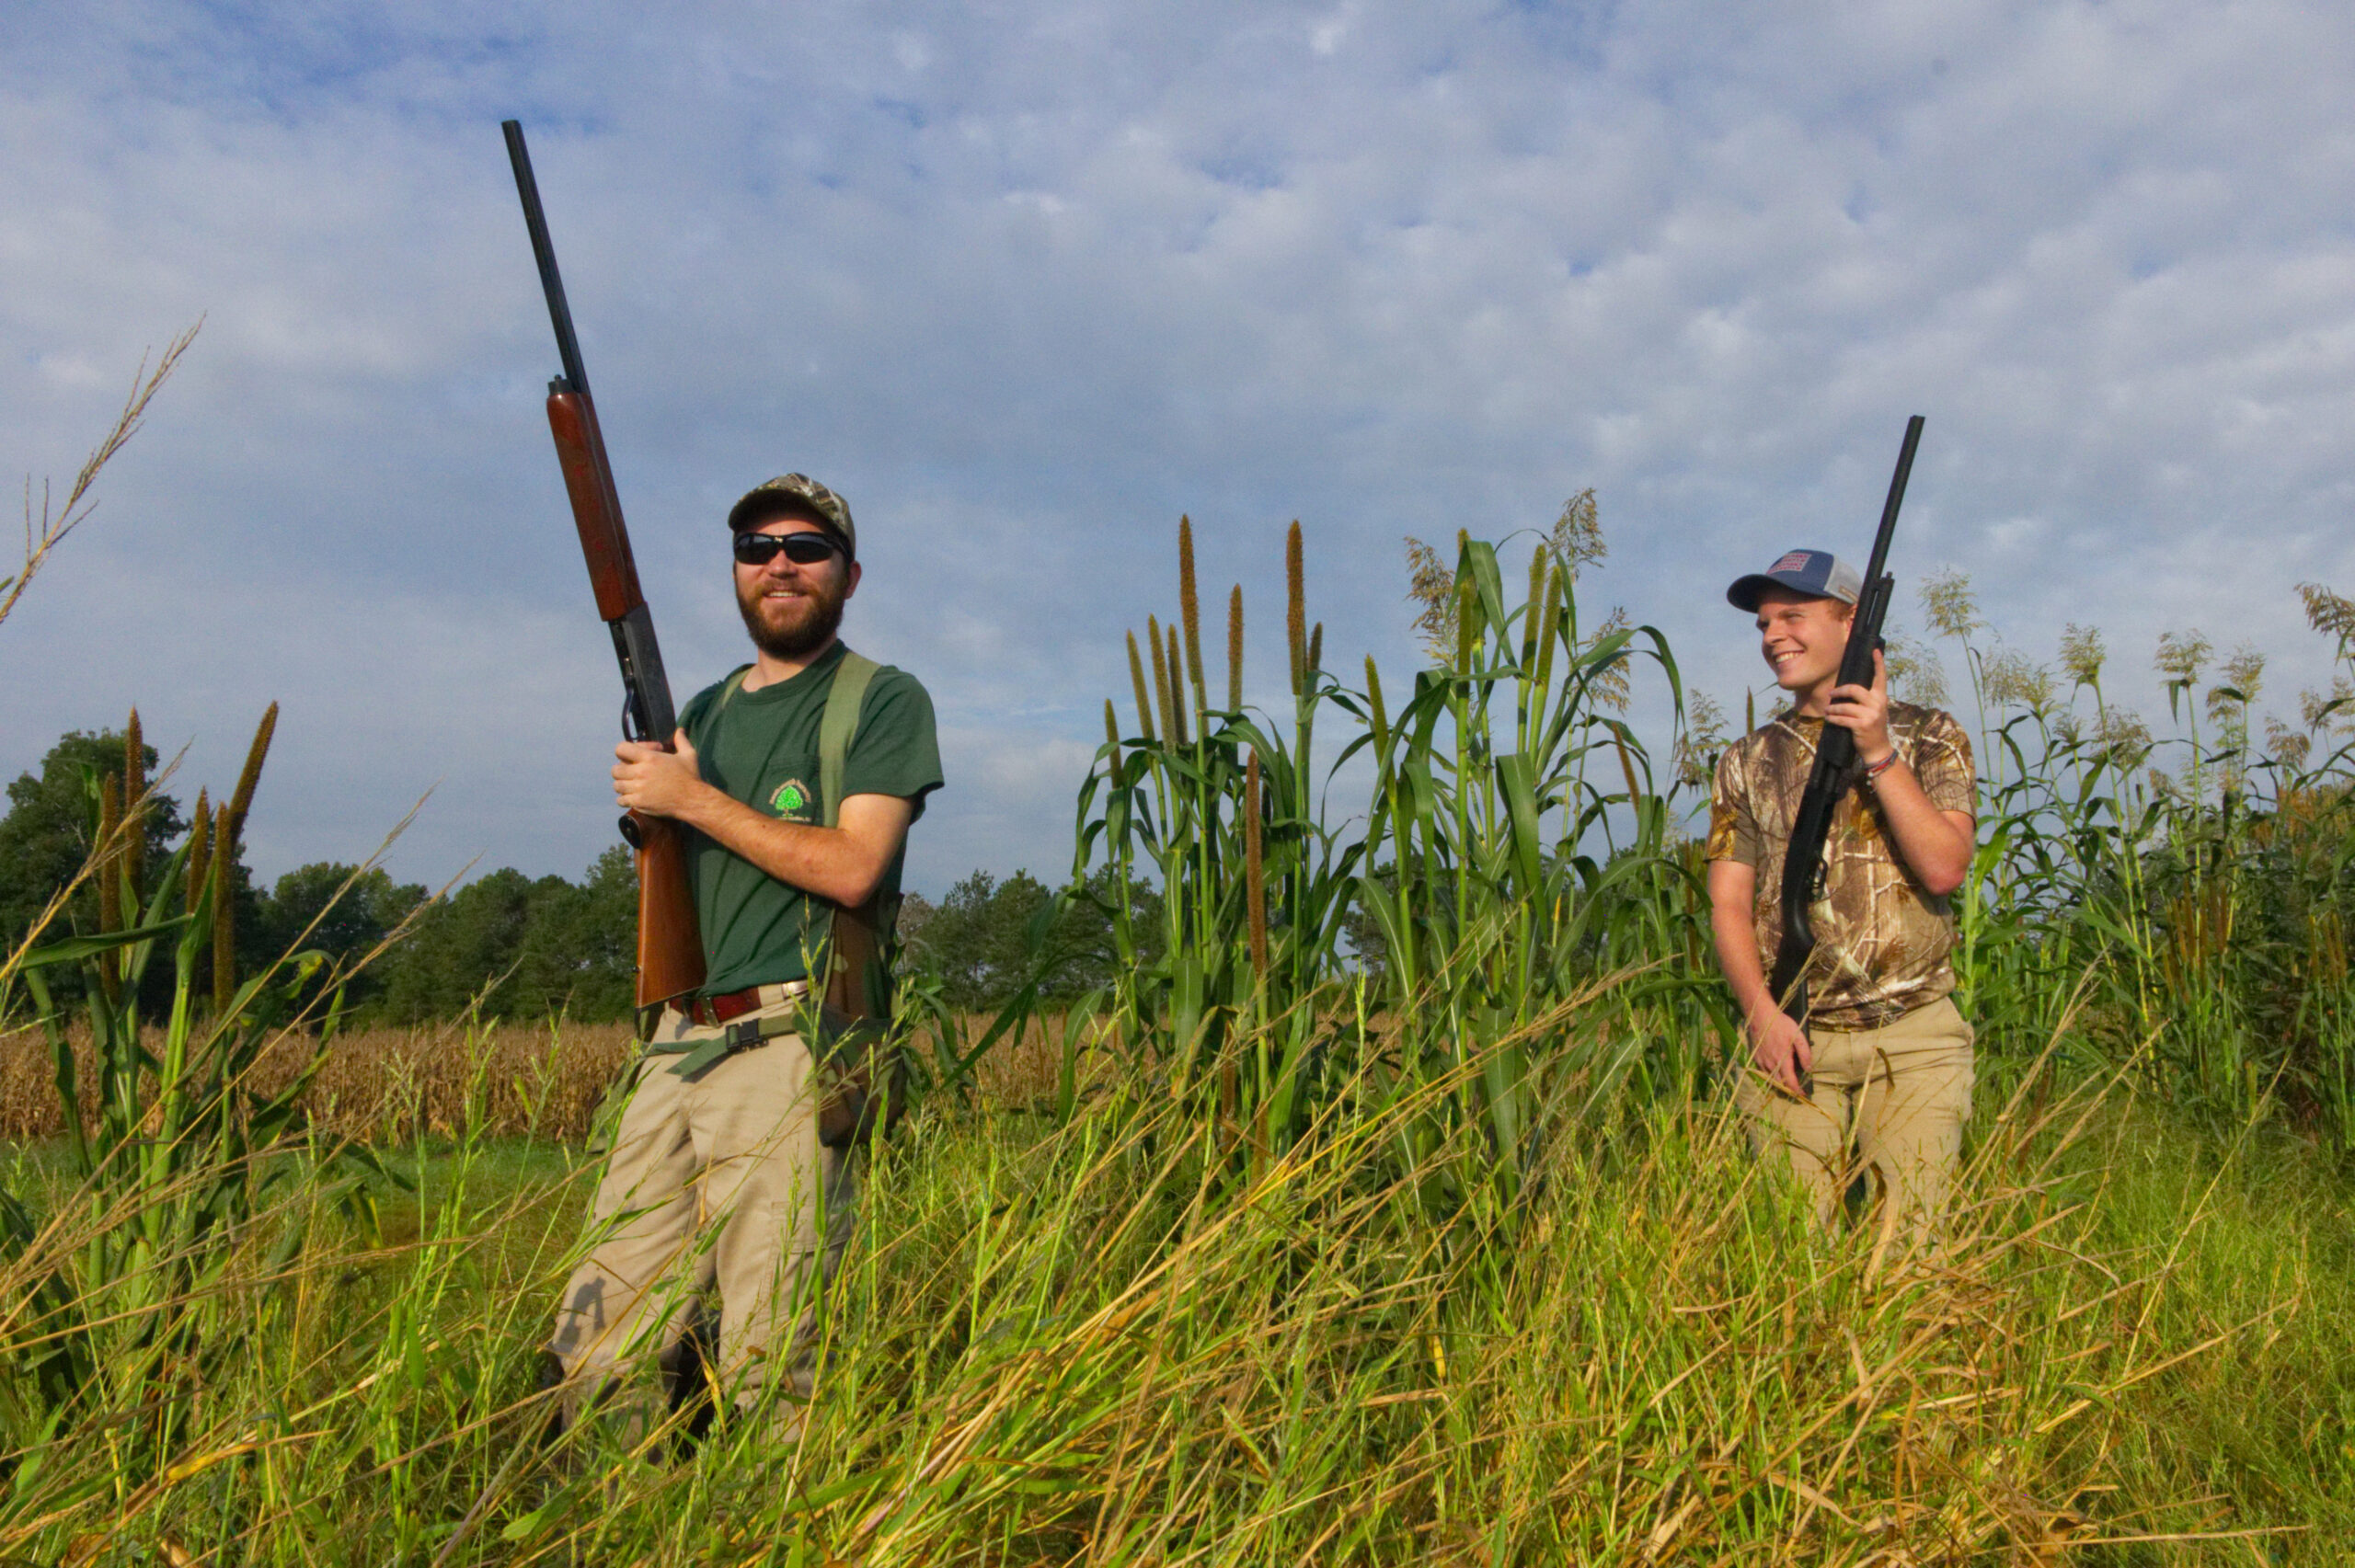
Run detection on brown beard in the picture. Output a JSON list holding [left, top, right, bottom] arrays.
[[737, 572, 848, 660]]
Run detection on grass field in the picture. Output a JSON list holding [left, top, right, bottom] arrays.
[[12, 518, 2355, 1561], [2, 1019, 2351, 1562]]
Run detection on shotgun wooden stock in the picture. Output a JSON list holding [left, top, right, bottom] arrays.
[[545, 388, 638, 622], [631, 810, 705, 1011]]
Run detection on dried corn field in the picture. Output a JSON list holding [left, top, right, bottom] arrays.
[[0, 1014, 1074, 1145]]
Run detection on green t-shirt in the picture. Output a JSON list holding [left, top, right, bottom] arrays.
[[677, 642, 944, 994]]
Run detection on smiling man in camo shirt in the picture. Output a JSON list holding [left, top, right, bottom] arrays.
[[1706, 549, 1979, 1248]]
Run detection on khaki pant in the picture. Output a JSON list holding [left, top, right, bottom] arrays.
[[1734, 997, 1974, 1248], [547, 986, 854, 1437]]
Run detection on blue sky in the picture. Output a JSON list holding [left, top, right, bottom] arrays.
[[5, 0, 2353, 897]]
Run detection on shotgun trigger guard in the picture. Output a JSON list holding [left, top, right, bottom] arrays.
[[618, 813, 642, 849]]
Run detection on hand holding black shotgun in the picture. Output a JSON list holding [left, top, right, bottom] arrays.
[[1767, 415, 1925, 1046], [503, 120, 706, 1017]]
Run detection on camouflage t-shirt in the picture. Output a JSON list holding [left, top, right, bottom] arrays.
[[1705, 702, 1976, 1030]]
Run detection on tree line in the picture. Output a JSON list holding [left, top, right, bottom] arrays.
[[2, 727, 1151, 1025]]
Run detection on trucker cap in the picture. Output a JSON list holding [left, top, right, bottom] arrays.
[[1726, 548, 1861, 612], [727, 474, 856, 559]]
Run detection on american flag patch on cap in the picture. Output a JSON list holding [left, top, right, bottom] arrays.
[[1769, 551, 1814, 574]]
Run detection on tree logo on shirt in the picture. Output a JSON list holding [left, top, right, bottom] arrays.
[[769, 778, 813, 819]]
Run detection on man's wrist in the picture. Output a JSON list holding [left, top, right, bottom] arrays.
[[666, 777, 728, 831]]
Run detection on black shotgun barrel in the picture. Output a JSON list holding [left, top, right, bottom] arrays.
[[1769, 414, 1925, 1023], [502, 120, 591, 398]]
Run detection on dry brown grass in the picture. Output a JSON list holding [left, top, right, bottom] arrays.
[[0, 1011, 1081, 1147], [954, 1013, 1073, 1109], [0, 1018, 635, 1145]]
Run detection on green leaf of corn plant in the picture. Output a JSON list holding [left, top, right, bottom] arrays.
[[1494, 753, 1545, 894], [1455, 538, 1511, 648], [12, 918, 194, 971]]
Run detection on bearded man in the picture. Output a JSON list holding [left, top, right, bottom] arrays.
[[548, 473, 941, 1442], [1706, 549, 1977, 1249]]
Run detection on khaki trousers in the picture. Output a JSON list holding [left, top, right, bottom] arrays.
[[1734, 997, 1974, 1247], [548, 987, 854, 1434]]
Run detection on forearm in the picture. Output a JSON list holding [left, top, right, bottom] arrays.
[[1707, 857, 1811, 1087], [1859, 758, 1973, 895], [1712, 906, 1774, 1016], [1825, 654, 1974, 897], [1706, 861, 1777, 1019], [671, 785, 889, 907]]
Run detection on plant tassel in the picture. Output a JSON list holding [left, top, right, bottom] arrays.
[[206, 702, 278, 1014], [1164, 624, 1190, 747], [1285, 521, 1306, 697], [210, 801, 236, 1016], [1534, 565, 1563, 696], [185, 788, 211, 921], [1148, 615, 1180, 749], [1227, 585, 1244, 713], [1178, 516, 1205, 713], [1522, 548, 1547, 669], [122, 706, 145, 909], [1127, 631, 1157, 745], [96, 773, 123, 1004], [224, 701, 279, 848]]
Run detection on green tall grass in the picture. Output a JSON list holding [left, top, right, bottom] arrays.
[[1928, 571, 2355, 1151], [0, 1029, 2348, 1561], [6, 502, 2355, 1560], [1073, 521, 1714, 1210], [0, 706, 401, 1476]]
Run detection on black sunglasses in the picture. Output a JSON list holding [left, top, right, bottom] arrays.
[[732, 531, 845, 567]]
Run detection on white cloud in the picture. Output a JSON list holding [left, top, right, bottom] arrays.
[[3, 0, 2352, 892]]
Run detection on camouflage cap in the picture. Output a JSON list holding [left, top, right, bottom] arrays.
[[727, 474, 856, 558]]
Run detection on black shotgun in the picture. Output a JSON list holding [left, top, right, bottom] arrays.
[[1768, 415, 1926, 1027]]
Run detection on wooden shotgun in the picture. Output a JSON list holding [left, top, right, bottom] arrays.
[[503, 120, 705, 1017]]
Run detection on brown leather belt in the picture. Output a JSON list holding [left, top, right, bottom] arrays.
[[682, 986, 768, 1027]]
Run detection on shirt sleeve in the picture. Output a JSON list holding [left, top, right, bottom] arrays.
[[678, 680, 720, 761], [1706, 739, 1759, 865], [1911, 709, 1977, 818], [844, 668, 946, 819]]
